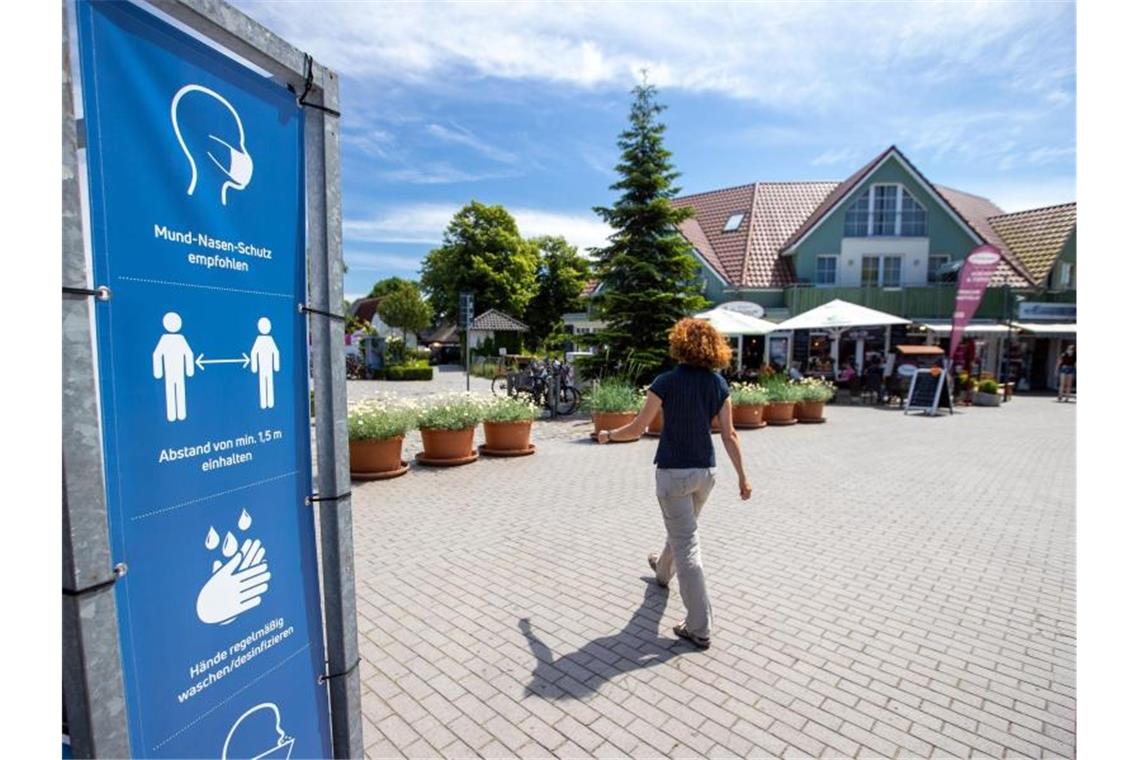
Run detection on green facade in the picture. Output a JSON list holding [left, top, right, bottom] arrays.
[[788, 155, 980, 282]]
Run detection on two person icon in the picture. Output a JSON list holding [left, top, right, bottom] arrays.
[[152, 312, 280, 421]]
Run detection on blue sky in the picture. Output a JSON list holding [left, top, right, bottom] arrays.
[[236, 1, 1076, 301]]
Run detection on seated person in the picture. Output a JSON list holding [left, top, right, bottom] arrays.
[[837, 361, 856, 384], [788, 363, 803, 381]]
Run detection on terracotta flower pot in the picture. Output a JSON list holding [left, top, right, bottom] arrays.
[[647, 409, 664, 436], [483, 420, 532, 451], [592, 411, 638, 436], [732, 403, 765, 429], [349, 436, 404, 474], [796, 400, 826, 422], [764, 401, 797, 424], [420, 427, 476, 460]]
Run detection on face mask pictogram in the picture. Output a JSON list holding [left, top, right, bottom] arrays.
[[171, 84, 254, 206]]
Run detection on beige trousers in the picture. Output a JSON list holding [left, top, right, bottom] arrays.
[[654, 467, 716, 639]]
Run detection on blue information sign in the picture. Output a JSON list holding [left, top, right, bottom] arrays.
[[76, 1, 332, 757]]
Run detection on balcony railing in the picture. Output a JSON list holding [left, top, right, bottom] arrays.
[[782, 285, 1075, 320]]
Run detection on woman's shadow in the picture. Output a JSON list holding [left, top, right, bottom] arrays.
[[518, 577, 686, 700]]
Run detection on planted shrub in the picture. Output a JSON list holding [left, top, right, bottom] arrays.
[[417, 393, 488, 431], [730, 383, 769, 406], [763, 376, 801, 403], [584, 379, 644, 413], [978, 379, 1001, 395], [384, 365, 433, 381], [796, 377, 837, 403], [483, 396, 542, 423], [348, 397, 416, 442]]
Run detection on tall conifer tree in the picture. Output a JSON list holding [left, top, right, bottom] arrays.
[[583, 80, 708, 383]]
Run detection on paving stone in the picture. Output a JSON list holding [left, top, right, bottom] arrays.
[[348, 395, 1074, 759]]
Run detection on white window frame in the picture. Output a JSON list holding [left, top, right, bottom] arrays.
[[816, 255, 838, 286], [1060, 262, 1073, 288], [861, 254, 903, 287], [858, 183, 927, 237]]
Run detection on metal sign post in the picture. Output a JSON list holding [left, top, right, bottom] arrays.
[[460, 292, 473, 391], [63, 0, 361, 756]]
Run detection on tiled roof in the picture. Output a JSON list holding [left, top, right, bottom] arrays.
[[672, 183, 755, 284], [349, 297, 381, 324], [472, 309, 529, 332], [748, 182, 839, 287], [935, 186, 1032, 287], [778, 146, 894, 255], [661, 146, 1068, 292], [424, 324, 459, 344], [987, 203, 1077, 286], [672, 182, 836, 288], [581, 279, 600, 298]]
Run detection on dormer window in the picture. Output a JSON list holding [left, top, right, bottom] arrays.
[[723, 212, 745, 232], [844, 184, 927, 237]]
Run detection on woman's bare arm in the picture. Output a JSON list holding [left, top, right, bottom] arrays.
[[717, 398, 752, 500], [600, 392, 662, 443]]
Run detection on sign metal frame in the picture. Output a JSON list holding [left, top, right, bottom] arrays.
[[61, 0, 361, 756]]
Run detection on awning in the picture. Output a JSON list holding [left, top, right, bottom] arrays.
[[919, 321, 1015, 336], [694, 307, 780, 336], [1013, 322, 1077, 337], [776, 299, 909, 332]]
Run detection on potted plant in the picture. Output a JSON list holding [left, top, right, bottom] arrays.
[[955, 372, 975, 405], [762, 376, 799, 426], [794, 377, 836, 423], [974, 378, 1003, 407], [416, 393, 486, 465], [348, 397, 416, 480], [585, 380, 644, 442], [481, 396, 540, 456], [730, 383, 768, 429]]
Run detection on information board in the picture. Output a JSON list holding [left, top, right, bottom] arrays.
[[76, 1, 332, 756], [904, 368, 954, 416]]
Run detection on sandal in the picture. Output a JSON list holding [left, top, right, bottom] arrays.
[[673, 623, 710, 650]]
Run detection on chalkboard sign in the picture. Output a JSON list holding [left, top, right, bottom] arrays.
[[904, 368, 954, 415]]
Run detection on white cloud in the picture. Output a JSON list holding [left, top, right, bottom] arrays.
[[810, 147, 863, 167], [344, 203, 613, 251], [426, 124, 517, 164], [238, 1, 1072, 113]]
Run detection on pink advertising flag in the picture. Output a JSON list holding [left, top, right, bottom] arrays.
[[949, 244, 1003, 361]]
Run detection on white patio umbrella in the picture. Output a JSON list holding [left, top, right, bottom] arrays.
[[694, 307, 780, 372], [775, 299, 910, 377]]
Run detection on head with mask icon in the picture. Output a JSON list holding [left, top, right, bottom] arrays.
[[171, 84, 254, 206]]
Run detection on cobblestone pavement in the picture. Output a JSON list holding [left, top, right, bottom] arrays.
[[347, 396, 1075, 759]]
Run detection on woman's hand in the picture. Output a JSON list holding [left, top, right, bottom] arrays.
[[739, 477, 752, 500]]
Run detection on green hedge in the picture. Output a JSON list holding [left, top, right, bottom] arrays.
[[383, 366, 434, 381]]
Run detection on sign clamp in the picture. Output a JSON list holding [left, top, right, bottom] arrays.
[[63, 285, 112, 301], [299, 302, 346, 322], [318, 657, 360, 685], [62, 563, 128, 598], [305, 492, 351, 506], [288, 53, 342, 118]]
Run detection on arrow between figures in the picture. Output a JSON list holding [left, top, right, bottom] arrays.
[[195, 353, 250, 371]]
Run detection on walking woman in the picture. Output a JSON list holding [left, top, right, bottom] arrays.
[[598, 318, 752, 649], [1056, 345, 1076, 402]]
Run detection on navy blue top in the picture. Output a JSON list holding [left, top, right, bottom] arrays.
[[649, 364, 730, 469]]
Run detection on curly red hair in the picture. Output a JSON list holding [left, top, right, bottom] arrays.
[[669, 318, 732, 370]]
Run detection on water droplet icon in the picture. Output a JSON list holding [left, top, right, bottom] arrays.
[[205, 526, 219, 550], [238, 509, 252, 531], [222, 531, 238, 557], [212, 560, 222, 573]]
